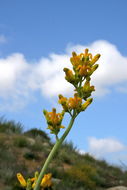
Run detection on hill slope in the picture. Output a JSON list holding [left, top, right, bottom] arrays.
[[0, 118, 127, 190]]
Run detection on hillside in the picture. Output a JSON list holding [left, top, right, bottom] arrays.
[[0, 118, 127, 190]]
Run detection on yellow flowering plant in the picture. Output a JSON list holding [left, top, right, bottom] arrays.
[[17, 172, 52, 190], [17, 49, 100, 190]]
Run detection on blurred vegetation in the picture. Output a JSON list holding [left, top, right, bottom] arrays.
[[24, 128, 50, 141], [0, 117, 127, 190], [0, 116, 23, 134]]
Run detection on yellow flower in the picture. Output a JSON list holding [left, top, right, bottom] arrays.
[[41, 173, 52, 188], [58, 94, 68, 111], [90, 54, 100, 65], [32, 171, 39, 189], [17, 173, 27, 187], [82, 81, 95, 100], [69, 49, 100, 77], [67, 94, 82, 109], [43, 108, 65, 135], [59, 94, 93, 113], [77, 65, 91, 77], [44, 108, 64, 126], [70, 53, 81, 67], [58, 94, 67, 104], [32, 173, 53, 189], [63, 68, 75, 83], [17, 172, 53, 189], [81, 98, 93, 111]]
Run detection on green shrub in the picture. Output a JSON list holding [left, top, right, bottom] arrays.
[[61, 141, 77, 153], [0, 140, 16, 163], [66, 163, 98, 190], [97, 159, 109, 168], [2, 168, 14, 184], [13, 136, 28, 148], [23, 152, 39, 160], [57, 149, 72, 164], [83, 153, 97, 163], [29, 142, 43, 151], [0, 117, 23, 134], [24, 128, 50, 141], [0, 136, 8, 149], [47, 166, 61, 178], [0, 150, 15, 163]]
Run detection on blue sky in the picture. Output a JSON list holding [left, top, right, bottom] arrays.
[[0, 0, 127, 166]]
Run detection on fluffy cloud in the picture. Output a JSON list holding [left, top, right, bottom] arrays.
[[31, 40, 127, 97], [0, 53, 32, 111], [0, 40, 127, 110], [88, 137, 126, 158]]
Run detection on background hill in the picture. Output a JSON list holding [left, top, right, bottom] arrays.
[[0, 117, 127, 190]]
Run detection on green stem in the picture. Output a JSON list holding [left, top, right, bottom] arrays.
[[33, 112, 76, 190]]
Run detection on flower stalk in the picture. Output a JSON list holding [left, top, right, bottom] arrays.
[[34, 111, 76, 190]]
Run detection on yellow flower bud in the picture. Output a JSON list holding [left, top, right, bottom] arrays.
[[58, 94, 67, 105], [92, 64, 99, 72], [32, 171, 39, 188], [85, 48, 89, 56], [70, 55, 80, 67], [30, 177, 35, 182], [72, 51, 77, 57], [32, 181, 36, 189], [63, 68, 75, 83], [58, 94, 68, 112], [43, 109, 47, 116], [83, 81, 90, 91], [79, 53, 85, 61], [90, 54, 101, 65], [88, 53, 92, 60], [87, 64, 99, 76], [83, 81, 95, 92], [17, 173, 27, 187], [41, 173, 52, 188], [81, 98, 93, 111]]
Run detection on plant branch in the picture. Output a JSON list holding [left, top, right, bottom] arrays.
[[33, 111, 77, 190]]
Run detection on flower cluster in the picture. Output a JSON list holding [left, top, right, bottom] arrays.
[[17, 172, 52, 190], [70, 48, 100, 79], [58, 49, 101, 115], [43, 49, 100, 135], [63, 49, 100, 100], [43, 108, 65, 135], [58, 93, 93, 115]]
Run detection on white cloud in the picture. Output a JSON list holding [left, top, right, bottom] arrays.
[[88, 137, 125, 158], [0, 34, 7, 43], [0, 53, 28, 96], [0, 40, 127, 110], [32, 54, 73, 97], [0, 53, 33, 111], [34, 40, 127, 97]]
